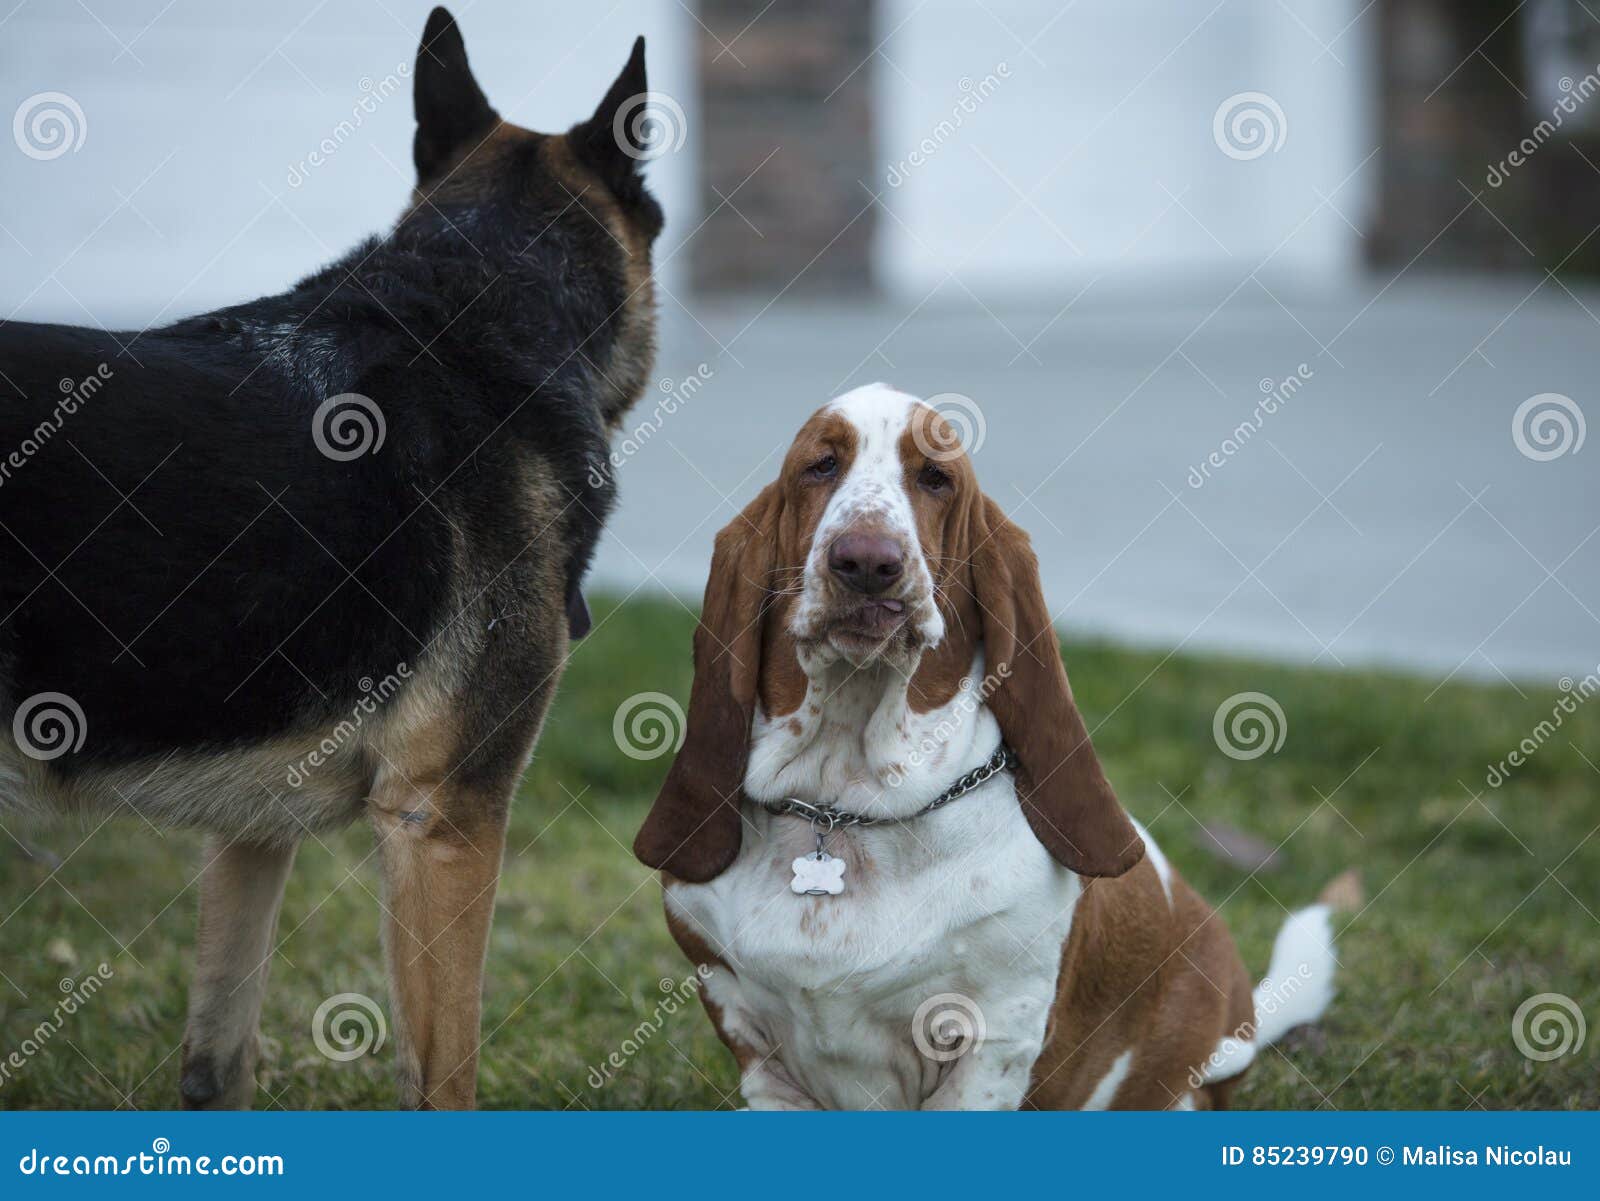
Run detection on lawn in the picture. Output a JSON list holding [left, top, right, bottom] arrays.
[[1, 593, 1595, 1110]]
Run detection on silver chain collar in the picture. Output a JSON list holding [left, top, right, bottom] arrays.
[[756, 742, 1018, 831]]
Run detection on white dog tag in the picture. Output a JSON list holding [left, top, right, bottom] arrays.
[[791, 851, 845, 896]]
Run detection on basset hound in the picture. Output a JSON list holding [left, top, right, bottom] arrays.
[[635, 383, 1351, 1110]]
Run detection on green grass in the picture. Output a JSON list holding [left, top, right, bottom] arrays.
[[1, 593, 1596, 1110]]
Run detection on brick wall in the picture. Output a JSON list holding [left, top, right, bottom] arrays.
[[692, 0, 877, 294], [1372, 0, 1600, 274]]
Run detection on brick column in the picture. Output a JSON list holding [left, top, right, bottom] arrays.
[[693, 0, 877, 294], [1371, 0, 1600, 273]]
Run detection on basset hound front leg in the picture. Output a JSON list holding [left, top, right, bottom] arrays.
[[919, 1034, 1042, 1110]]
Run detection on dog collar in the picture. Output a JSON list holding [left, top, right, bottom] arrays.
[[757, 743, 1018, 897]]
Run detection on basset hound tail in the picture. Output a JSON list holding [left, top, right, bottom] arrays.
[[1203, 871, 1361, 1083], [1250, 870, 1362, 1049]]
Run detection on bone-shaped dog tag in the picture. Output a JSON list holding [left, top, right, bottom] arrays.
[[791, 851, 845, 896]]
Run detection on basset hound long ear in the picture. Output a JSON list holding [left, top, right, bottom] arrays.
[[968, 495, 1144, 878], [633, 484, 781, 882]]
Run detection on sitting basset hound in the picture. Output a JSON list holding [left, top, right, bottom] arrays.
[[635, 383, 1352, 1110]]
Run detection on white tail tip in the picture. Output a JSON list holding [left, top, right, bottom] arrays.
[[1252, 902, 1338, 1048]]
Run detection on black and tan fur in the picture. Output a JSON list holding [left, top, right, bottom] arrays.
[[0, 8, 662, 1109]]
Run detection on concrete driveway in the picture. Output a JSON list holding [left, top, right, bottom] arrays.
[[593, 274, 1600, 686]]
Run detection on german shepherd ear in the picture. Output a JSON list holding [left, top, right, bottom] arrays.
[[634, 484, 779, 882], [570, 37, 650, 191], [413, 6, 498, 181], [968, 495, 1144, 878]]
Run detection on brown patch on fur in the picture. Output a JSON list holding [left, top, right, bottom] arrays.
[[663, 903, 766, 1075], [1025, 860, 1253, 1110], [543, 135, 658, 429], [897, 415, 1142, 878], [409, 121, 536, 210], [636, 406, 870, 878]]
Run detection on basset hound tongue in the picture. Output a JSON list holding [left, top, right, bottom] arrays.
[[834, 596, 905, 642]]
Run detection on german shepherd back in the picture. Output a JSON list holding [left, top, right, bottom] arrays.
[[0, 7, 661, 1109]]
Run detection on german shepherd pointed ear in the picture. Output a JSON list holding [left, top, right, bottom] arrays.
[[570, 37, 650, 191], [634, 484, 779, 882], [968, 495, 1144, 878], [413, 7, 498, 181]]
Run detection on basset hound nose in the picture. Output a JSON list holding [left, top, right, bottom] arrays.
[[827, 533, 903, 595]]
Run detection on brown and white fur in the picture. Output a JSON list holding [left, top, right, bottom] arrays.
[[635, 383, 1349, 1110]]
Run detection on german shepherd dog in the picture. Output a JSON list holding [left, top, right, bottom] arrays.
[[0, 8, 661, 1108]]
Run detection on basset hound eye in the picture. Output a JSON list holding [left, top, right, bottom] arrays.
[[805, 453, 839, 481], [917, 461, 952, 494]]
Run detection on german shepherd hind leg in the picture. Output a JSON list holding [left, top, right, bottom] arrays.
[[370, 771, 513, 1111], [180, 838, 299, 1110]]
